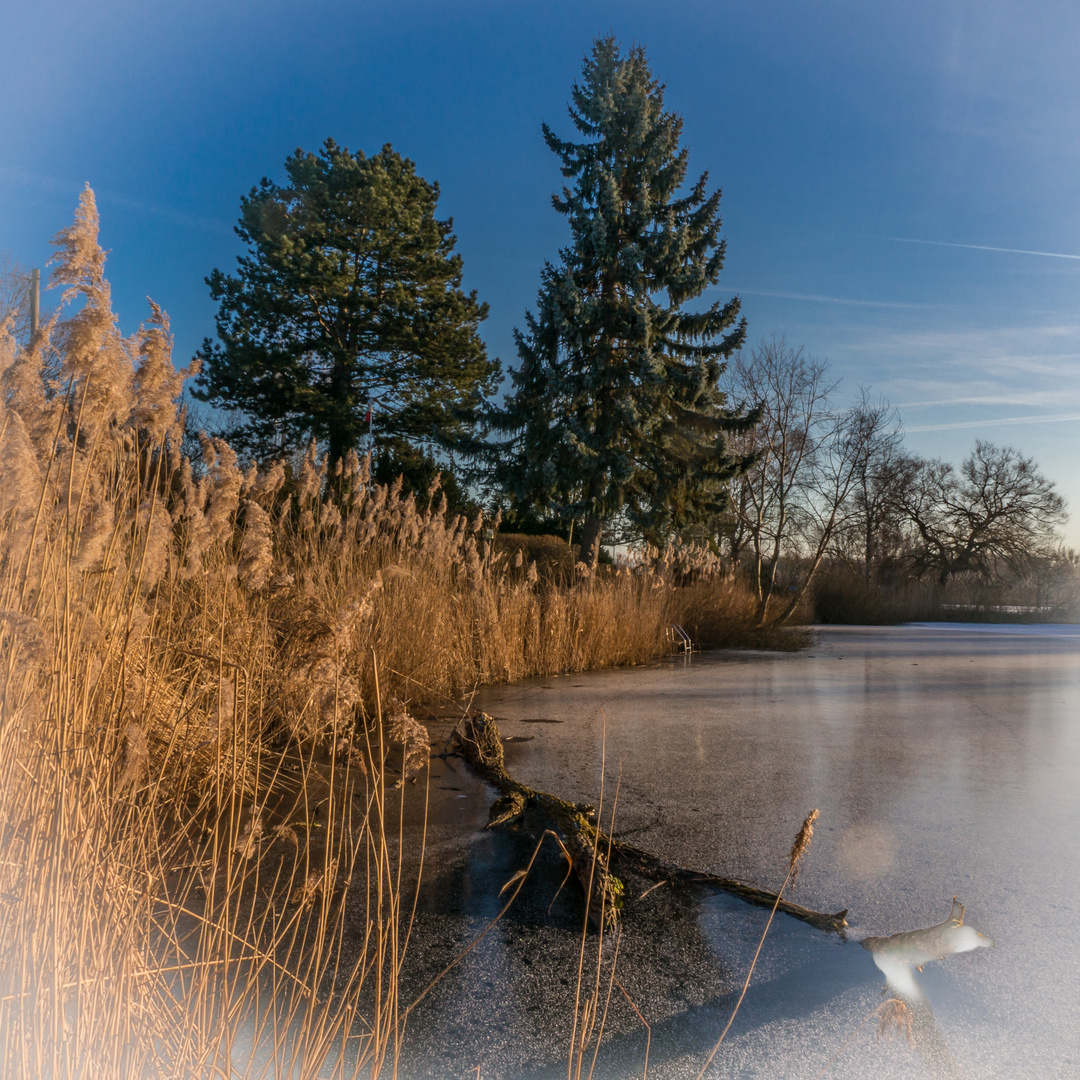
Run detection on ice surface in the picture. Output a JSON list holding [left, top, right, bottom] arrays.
[[373, 624, 1080, 1078]]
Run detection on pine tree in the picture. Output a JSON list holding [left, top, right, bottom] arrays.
[[488, 38, 753, 566], [194, 141, 499, 469]]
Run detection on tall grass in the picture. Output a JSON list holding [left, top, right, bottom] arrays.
[[0, 189, 412, 1079], [0, 189, 767, 1077]]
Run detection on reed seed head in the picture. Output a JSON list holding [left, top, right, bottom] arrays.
[[1, 191, 794, 1080], [787, 808, 820, 882]]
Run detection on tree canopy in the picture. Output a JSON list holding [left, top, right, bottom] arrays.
[[897, 441, 1067, 584], [194, 141, 500, 468], [483, 37, 754, 566]]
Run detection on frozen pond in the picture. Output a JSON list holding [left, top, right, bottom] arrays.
[[389, 624, 1080, 1078]]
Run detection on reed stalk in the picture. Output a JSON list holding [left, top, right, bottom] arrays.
[[0, 188, 774, 1078]]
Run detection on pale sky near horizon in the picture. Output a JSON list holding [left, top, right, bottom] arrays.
[[2, 0, 1078, 545]]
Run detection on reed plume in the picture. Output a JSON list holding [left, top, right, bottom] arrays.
[[1, 189, 775, 1079], [696, 810, 823, 1079], [788, 807, 820, 885]]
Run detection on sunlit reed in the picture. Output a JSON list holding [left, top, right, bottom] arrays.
[[0, 189, 770, 1077]]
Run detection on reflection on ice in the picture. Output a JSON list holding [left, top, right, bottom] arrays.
[[861, 898, 993, 1079], [861, 897, 993, 1001]]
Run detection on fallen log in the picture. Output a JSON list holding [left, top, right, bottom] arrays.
[[455, 710, 620, 929], [454, 713, 848, 934]]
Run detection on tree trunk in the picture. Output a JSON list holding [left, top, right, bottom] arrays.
[[578, 516, 603, 570], [775, 548, 826, 624], [774, 506, 844, 625]]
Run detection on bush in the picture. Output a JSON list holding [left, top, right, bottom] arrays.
[[813, 568, 940, 624], [494, 532, 574, 583], [811, 561, 1080, 625]]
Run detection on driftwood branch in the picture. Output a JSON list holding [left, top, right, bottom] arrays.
[[454, 713, 848, 934]]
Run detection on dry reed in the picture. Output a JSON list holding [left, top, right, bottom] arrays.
[[0, 189, 772, 1078], [694, 810, 821, 1080]]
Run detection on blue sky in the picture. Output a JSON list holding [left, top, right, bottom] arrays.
[[2, 0, 1079, 543]]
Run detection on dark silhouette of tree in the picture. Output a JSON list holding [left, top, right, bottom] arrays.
[[898, 441, 1066, 584], [483, 38, 753, 568], [195, 141, 499, 470]]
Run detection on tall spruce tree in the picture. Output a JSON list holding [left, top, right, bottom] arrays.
[[488, 38, 753, 566], [194, 141, 499, 469]]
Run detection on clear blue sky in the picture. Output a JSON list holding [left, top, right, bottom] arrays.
[[3, 0, 1078, 543]]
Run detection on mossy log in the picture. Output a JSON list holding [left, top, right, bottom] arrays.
[[454, 713, 848, 934], [455, 712, 620, 929]]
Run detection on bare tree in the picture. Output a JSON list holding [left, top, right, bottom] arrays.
[[830, 393, 910, 583], [726, 338, 913, 623], [725, 336, 834, 621], [773, 394, 909, 623], [897, 441, 1067, 585], [0, 251, 32, 346], [1023, 547, 1080, 616]]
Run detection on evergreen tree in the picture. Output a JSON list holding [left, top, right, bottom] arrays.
[[194, 141, 499, 468], [487, 38, 753, 566]]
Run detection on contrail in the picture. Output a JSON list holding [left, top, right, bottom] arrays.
[[890, 237, 1080, 261], [733, 287, 932, 310], [906, 412, 1080, 433]]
